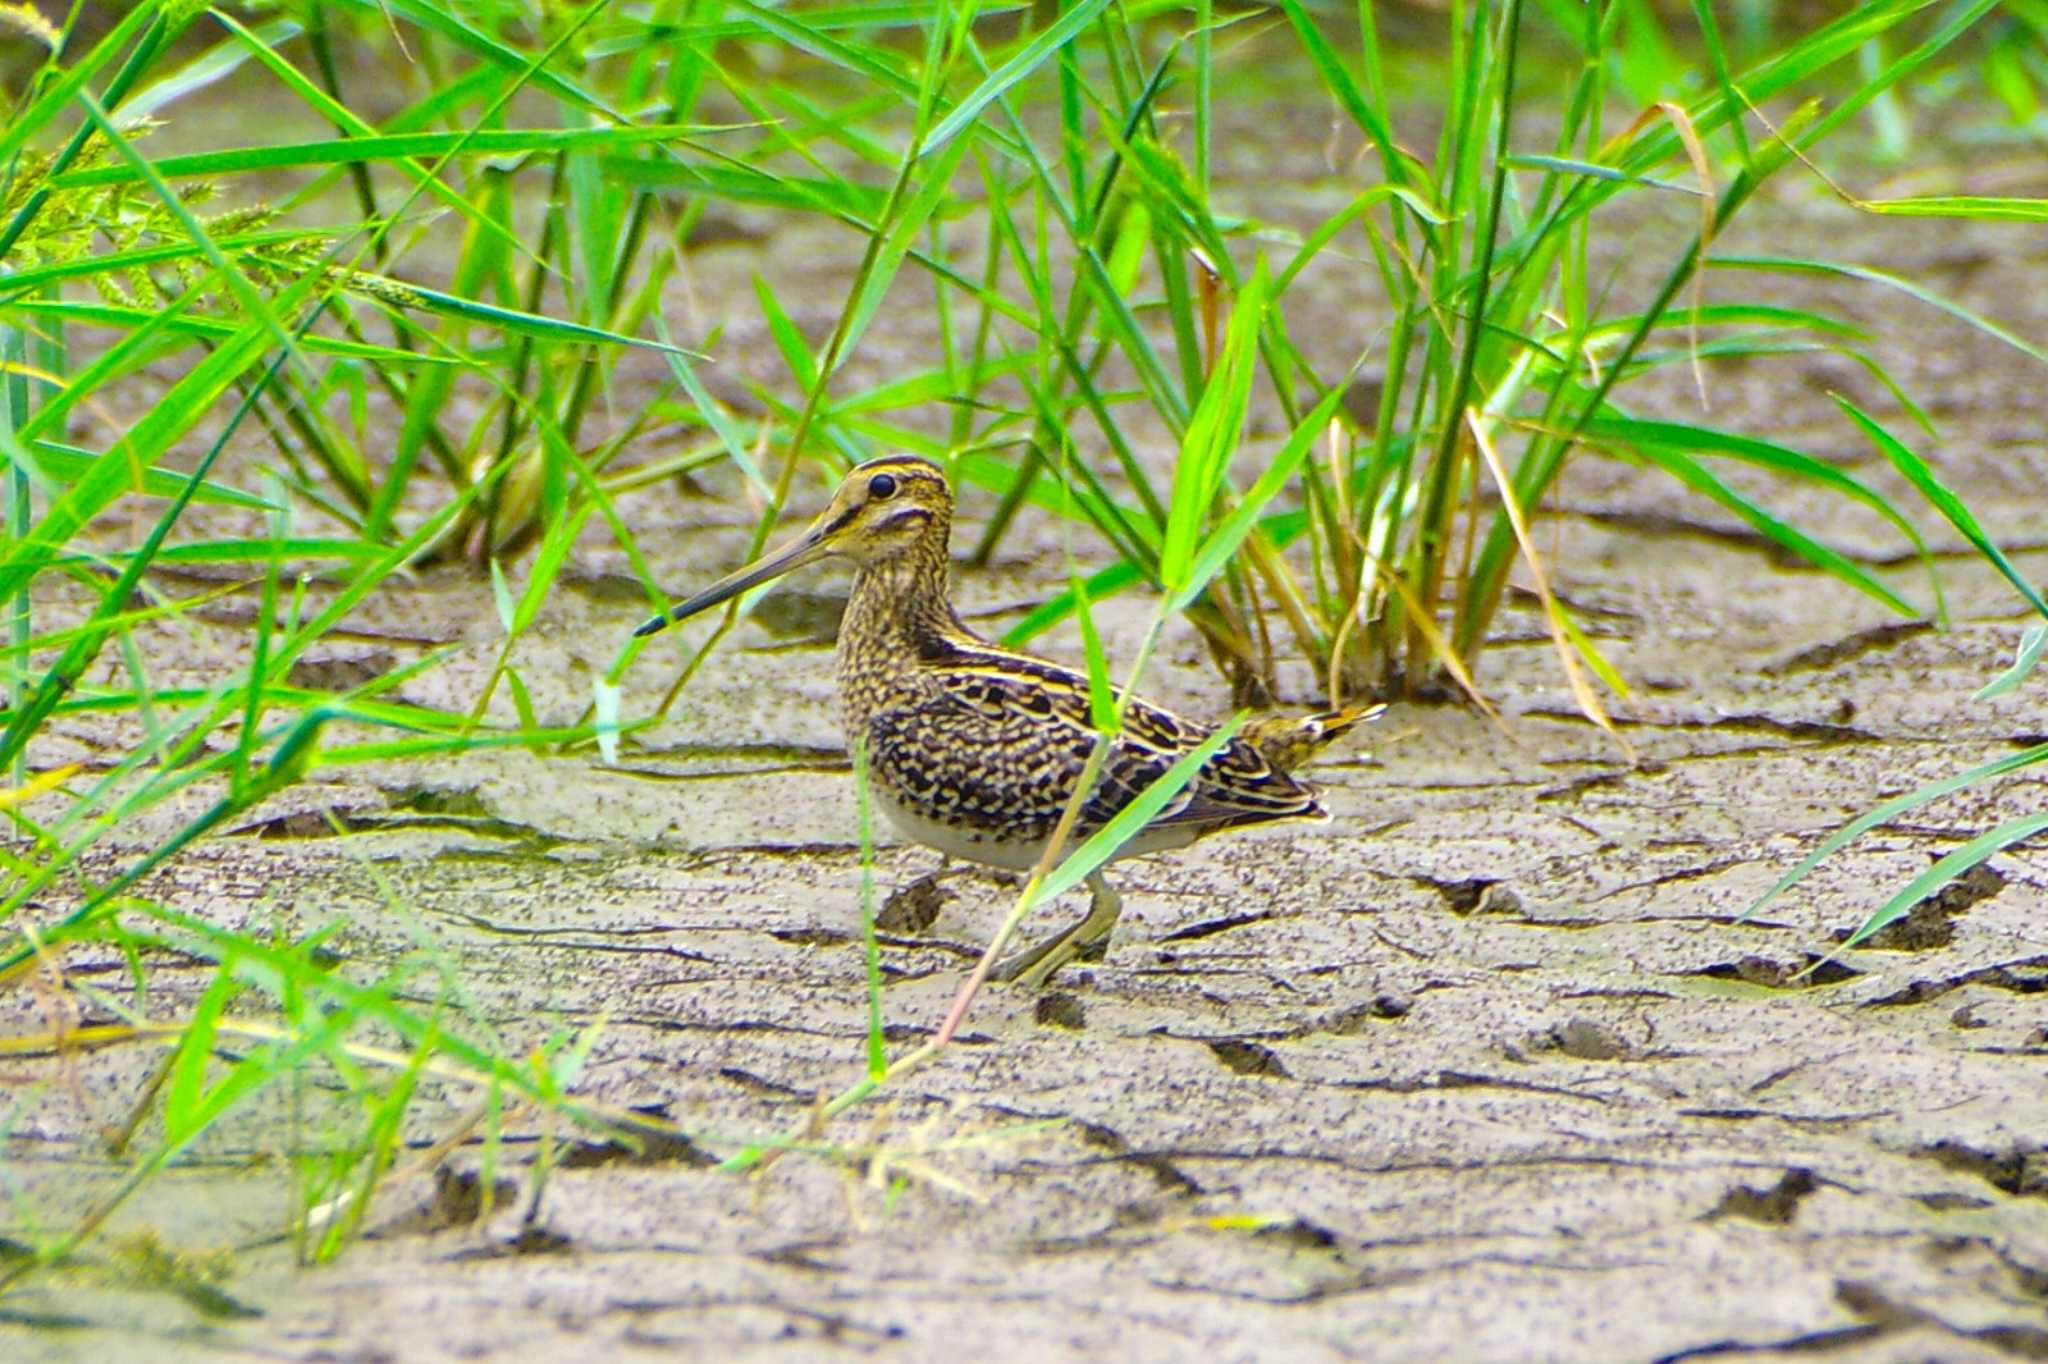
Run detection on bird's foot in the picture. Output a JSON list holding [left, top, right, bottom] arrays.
[[991, 927, 1106, 990], [989, 873, 1123, 990]]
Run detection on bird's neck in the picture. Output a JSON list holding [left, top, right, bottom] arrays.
[[839, 530, 962, 684]]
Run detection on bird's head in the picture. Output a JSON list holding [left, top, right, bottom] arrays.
[[633, 455, 952, 637]]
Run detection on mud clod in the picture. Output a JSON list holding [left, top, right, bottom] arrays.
[[1251, 1219, 1339, 1250], [1834, 1279, 2048, 1358], [1071, 1120, 1201, 1196], [1159, 912, 1268, 943], [1974, 1323, 2048, 1358], [1034, 992, 1085, 1030], [448, 1225, 573, 1260], [1841, 862, 2006, 952], [1765, 621, 1932, 675], [767, 926, 852, 948], [718, 1066, 808, 1098], [876, 873, 954, 934], [1431, 876, 1520, 914], [558, 1130, 716, 1169], [1833, 1279, 1921, 1328], [1552, 1016, 1631, 1061], [1371, 991, 1414, 1019], [1707, 1168, 1818, 1224], [241, 808, 355, 839], [1307, 993, 1414, 1036], [1870, 954, 2048, 1007], [424, 1166, 518, 1229], [1205, 1039, 1292, 1078], [288, 647, 398, 692], [1853, 900, 1958, 952], [395, 785, 494, 819], [377, 1167, 520, 1237], [505, 1225, 574, 1256], [1695, 955, 1861, 989], [1913, 1140, 2048, 1199]]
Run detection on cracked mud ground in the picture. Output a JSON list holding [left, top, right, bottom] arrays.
[[7, 145, 2048, 1364]]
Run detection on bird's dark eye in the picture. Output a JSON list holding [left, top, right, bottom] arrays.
[[867, 472, 898, 500]]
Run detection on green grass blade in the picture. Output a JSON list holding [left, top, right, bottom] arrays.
[[121, 15, 302, 121], [753, 272, 821, 391], [1036, 713, 1245, 905], [0, 298, 283, 603], [922, 0, 1113, 154], [1631, 443, 1920, 619], [1837, 812, 2048, 952], [1069, 569, 1117, 735], [0, 1, 163, 172], [1744, 741, 2048, 919], [6, 439, 278, 511], [1832, 396, 2048, 621], [722, 0, 919, 102], [1974, 624, 2046, 702], [325, 0, 625, 120], [850, 740, 886, 1080], [339, 271, 694, 354], [1504, 152, 1704, 195], [1169, 378, 1351, 616], [206, 9, 535, 266], [1276, 0, 1409, 190], [593, 156, 891, 218], [4, 299, 451, 365], [1711, 254, 2048, 367], [51, 125, 720, 188], [1000, 559, 1144, 647], [1160, 259, 1267, 592], [1581, 412, 1939, 596], [1855, 195, 2048, 222]]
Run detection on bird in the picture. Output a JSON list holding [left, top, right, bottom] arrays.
[[633, 454, 1380, 987]]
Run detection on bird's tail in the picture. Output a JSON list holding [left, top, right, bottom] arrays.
[[1241, 702, 1387, 773]]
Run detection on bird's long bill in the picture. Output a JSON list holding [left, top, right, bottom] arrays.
[[632, 525, 831, 638]]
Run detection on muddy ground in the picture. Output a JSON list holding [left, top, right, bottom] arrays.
[[5, 47, 2048, 1364]]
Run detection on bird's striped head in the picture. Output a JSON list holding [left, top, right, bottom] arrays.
[[634, 456, 953, 638], [803, 455, 953, 567]]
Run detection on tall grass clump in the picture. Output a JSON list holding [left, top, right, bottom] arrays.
[[0, 0, 712, 1289], [578, 0, 2031, 723], [894, 1, 2032, 722]]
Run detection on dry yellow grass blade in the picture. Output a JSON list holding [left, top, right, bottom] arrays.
[[1605, 99, 1718, 407], [0, 762, 78, 812], [1466, 409, 1634, 765]]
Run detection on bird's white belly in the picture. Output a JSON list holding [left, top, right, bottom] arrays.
[[869, 782, 1213, 872], [870, 785, 1047, 871]]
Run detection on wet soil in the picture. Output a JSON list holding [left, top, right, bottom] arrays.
[[5, 50, 2048, 1364]]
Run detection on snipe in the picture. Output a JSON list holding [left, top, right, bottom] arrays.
[[635, 455, 1379, 986]]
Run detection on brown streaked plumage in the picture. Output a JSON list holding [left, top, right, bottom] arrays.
[[635, 454, 1380, 986]]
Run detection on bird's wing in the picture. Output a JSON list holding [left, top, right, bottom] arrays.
[[861, 642, 1319, 844]]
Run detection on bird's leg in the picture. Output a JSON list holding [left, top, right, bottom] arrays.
[[992, 871, 1125, 989]]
